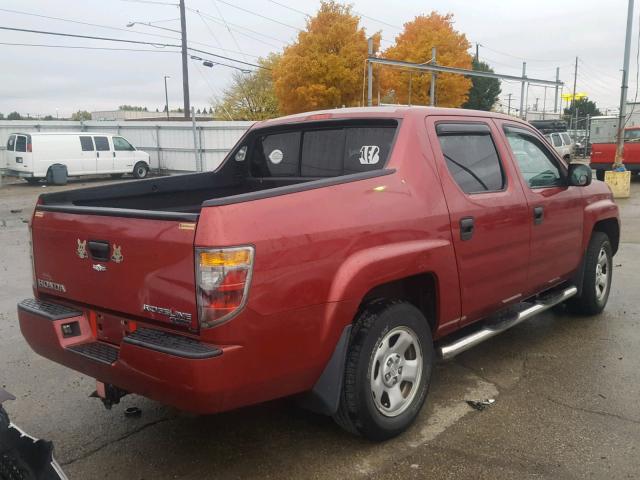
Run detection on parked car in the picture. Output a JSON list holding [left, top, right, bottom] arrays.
[[4, 132, 150, 184], [17, 107, 619, 441], [544, 131, 574, 162], [591, 126, 640, 180]]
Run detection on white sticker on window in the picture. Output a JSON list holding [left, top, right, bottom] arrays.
[[359, 145, 380, 165], [235, 146, 247, 162], [268, 149, 284, 164]]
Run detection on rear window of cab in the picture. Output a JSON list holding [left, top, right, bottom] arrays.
[[234, 121, 398, 178]]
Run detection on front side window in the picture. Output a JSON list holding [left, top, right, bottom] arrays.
[[79, 136, 94, 151], [6, 135, 15, 152], [94, 136, 110, 151], [505, 128, 564, 189], [436, 125, 505, 194], [560, 133, 572, 145], [113, 136, 135, 151], [15, 135, 26, 153]]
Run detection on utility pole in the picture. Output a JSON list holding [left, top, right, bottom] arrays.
[[614, 0, 635, 168], [554, 67, 560, 113], [430, 47, 437, 106], [408, 73, 412, 106], [163, 75, 170, 119], [519, 62, 527, 119], [367, 37, 373, 106], [542, 86, 547, 119], [179, 0, 190, 119], [507, 93, 512, 116], [475, 43, 479, 62], [535, 97, 539, 111], [572, 56, 578, 139]]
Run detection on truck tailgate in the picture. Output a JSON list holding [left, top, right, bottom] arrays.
[[31, 209, 198, 330]]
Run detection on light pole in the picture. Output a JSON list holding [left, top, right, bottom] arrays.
[[163, 75, 170, 119]]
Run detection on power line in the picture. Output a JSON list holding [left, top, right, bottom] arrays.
[[353, 10, 402, 31], [0, 25, 268, 69], [214, 0, 302, 32], [0, 41, 180, 53], [211, 0, 248, 62], [188, 8, 287, 47], [267, 0, 309, 17], [118, 0, 177, 5]]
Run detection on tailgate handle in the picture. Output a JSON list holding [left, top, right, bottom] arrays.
[[88, 241, 110, 261]]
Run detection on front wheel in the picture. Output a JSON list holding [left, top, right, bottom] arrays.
[[566, 232, 613, 315], [333, 301, 433, 441], [132, 162, 149, 179]]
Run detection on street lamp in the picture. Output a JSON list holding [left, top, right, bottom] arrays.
[[163, 75, 170, 119], [126, 21, 180, 34]]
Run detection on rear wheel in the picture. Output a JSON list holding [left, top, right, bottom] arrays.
[[24, 178, 40, 185], [566, 232, 612, 315], [596, 170, 605, 181], [334, 301, 433, 441], [132, 162, 148, 179]]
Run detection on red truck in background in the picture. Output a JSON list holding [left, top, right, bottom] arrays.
[[590, 125, 640, 180], [18, 107, 620, 441]]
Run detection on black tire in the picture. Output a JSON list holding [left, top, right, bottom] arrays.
[[333, 300, 434, 441], [24, 178, 40, 185], [110, 173, 124, 179], [132, 162, 149, 179], [596, 170, 605, 181], [566, 232, 613, 315]]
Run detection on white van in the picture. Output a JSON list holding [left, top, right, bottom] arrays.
[[544, 132, 574, 162], [4, 132, 150, 184]]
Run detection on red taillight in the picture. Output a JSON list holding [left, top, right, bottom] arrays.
[[196, 246, 254, 328], [27, 143, 32, 152]]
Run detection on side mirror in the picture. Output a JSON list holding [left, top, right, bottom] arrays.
[[568, 163, 592, 187]]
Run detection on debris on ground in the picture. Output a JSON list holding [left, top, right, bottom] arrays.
[[466, 399, 496, 411], [9, 209, 21, 214], [124, 406, 142, 418]]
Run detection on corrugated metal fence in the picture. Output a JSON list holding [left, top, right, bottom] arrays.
[[0, 120, 253, 172]]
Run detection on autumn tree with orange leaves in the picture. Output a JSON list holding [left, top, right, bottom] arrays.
[[380, 13, 472, 107], [273, 1, 380, 114]]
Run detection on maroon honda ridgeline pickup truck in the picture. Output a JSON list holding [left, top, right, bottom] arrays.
[[18, 107, 620, 440]]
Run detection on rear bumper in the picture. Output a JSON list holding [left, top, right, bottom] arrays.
[[3, 168, 33, 178], [17, 298, 241, 414]]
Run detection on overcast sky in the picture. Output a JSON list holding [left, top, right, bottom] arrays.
[[0, 0, 634, 117]]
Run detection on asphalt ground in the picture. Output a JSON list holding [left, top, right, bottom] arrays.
[[0, 175, 638, 479]]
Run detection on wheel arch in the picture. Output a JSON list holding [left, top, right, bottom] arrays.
[[593, 217, 620, 255]]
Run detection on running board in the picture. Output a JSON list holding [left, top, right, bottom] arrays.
[[438, 286, 578, 360]]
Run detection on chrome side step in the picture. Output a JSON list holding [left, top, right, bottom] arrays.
[[438, 286, 577, 360]]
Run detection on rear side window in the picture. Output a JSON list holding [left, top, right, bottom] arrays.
[[94, 136, 110, 151], [80, 136, 94, 151], [436, 124, 504, 194], [15, 135, 27, 153], [6, 135, 15, 152], [249, 123, 396, 178], [301, 129, 344, 176], [560, 133, 571, 145], [551, 134, 563, 147]]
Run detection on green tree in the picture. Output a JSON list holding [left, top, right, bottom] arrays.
[[564, 97, 601, 117], [43, 115, 55, 120], [71, 110, 91, 121], [215, 54, 281, 120], [7, 111, 21, 120], [0, 113, 4, 120], [462, 58, 501, 111]]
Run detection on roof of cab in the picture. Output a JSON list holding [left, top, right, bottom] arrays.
[[255, 106, 525, 128]]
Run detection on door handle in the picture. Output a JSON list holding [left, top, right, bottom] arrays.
[[113, 151, 116, 157], [96, 151, 100, 158], [460, 217, 475, 241], [533, 206, 544, 225]]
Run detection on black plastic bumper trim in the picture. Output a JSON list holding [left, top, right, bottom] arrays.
[[18, 298, 82, 321], [123, 327, 222, 359], [67, 342, 119, 365]]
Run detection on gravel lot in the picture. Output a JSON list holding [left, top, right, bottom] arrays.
[[1, 175, 639, 479]]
